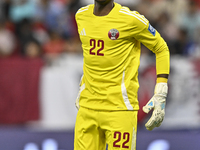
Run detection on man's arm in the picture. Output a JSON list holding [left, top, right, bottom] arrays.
[[143, 43, 170, 131], [130, 11, 170, 130]]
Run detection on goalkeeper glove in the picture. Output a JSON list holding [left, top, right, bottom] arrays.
[[143, 82, 168, 131]]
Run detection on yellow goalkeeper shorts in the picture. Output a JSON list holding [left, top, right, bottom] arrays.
[[74, 107, 138, 150]]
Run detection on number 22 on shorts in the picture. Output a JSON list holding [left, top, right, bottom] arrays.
[[113, 131, 130, 149]]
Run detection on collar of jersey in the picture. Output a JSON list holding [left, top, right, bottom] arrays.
[[90, 2, 121, 18]]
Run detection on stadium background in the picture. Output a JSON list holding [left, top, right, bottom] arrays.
[[0, 0, 200, 149]]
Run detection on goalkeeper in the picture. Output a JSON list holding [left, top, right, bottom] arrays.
[[74, 0, 170, 150]]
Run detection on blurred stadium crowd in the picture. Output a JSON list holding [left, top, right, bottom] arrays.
[[0, 0, 200, 62]]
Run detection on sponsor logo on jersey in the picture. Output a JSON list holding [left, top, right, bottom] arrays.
[[108, 29, 119, 40], [148, 24, 156, 36]]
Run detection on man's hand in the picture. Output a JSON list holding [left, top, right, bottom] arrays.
[[143, 82, 168, 131]]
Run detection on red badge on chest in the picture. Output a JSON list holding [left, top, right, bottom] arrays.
[[108, 29, 119, 40]]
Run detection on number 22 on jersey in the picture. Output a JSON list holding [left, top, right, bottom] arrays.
[[90, 39, 105, 56]]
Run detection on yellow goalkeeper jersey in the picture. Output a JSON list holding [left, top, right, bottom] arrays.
[[75, 3, 169, 111]]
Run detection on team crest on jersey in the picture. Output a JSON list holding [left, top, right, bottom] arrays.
[[108, 29, 119, 40]]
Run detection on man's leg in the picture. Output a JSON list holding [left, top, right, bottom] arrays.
[[74, 107, 106, 150]]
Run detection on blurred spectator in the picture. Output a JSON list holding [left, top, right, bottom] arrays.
[[173, 28, 193, 55], [68, 0, 82, 14], [178, 0, 200, 43], [34, 0, 75, 38], [132, 0, 153, 21], [16, 18, 38, 55], [146, 0, 188, 25], [0, 19, 15, 57], [0, 0, 15, 33], [34, 0, 48, 21], [0, 0, 12, 20], [64, 37, 82, 53], [43, 30, 65, 54], [154, 12, 179, 54], [43, 30, 65, 63], [9, 0, 40, 55], [183, 26, 200, 58], [24, 40, 42, 58], [32, 20, 50, 45], [136, 0, 200, 56], [10, 0, 37, 23], [136, 0, 188, 25]]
